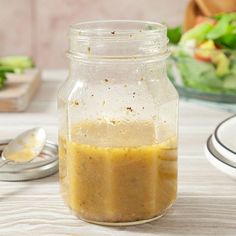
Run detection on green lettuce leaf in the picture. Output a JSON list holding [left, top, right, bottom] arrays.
[[175, 57, 224, 92], [207, 13, 236, 49], [167, 26, 182, 44], [180, 22, 213, 44]]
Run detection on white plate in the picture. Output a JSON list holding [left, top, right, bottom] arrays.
[[214, 115, 236, 163], [212, 133, 236, 164], [205, 135, 236, 180]]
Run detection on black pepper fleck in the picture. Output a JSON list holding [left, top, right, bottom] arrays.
[[104, 79, 109, 82], [126, 107, 133, 112], [111, 31, 115, 35]]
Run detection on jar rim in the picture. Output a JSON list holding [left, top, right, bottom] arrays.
[[70, 20, 167, 39], [68, 20, 169, 62]]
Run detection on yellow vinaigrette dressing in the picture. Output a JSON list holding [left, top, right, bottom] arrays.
[[7, 149, 34, 162], [59, 121, 177, 223]]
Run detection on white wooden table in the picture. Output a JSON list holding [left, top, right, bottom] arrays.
[[0, 71, 235, 236]]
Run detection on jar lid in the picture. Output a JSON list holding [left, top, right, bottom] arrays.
[[0, 139, 58, 181]]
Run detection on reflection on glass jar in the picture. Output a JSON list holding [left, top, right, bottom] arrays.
[[58, 20, 178, 226]]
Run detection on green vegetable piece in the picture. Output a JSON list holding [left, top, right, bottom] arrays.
[[212, 53, 230, 77], [180, 22, 213, 44], [206, 17, 229, 39], [0, 73, 7, 89], [212, 12, 236, 21], [215, 34, 236, 49], [0, 56, 34, 89], [0, 56, 34, 70], [0, 66, 15, 73], [167, 26, 182, 44], [207, 13, 236, 49]]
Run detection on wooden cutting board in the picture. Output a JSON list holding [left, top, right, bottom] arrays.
[[0, 69, 41, 112]]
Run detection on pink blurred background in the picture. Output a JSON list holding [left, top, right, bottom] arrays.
[[0, 0, 188, 68]]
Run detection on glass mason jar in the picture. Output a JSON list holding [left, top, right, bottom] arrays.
[[58, 20, 178, 226]]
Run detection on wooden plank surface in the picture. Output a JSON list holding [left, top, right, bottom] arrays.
[[0, 70, 235, 236]]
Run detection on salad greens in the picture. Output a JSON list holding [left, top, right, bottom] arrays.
[[206, 13, 236, 49], [167, 12, 236, 94], [180, 22, 214, 44], [0, 56, 34, 89]]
